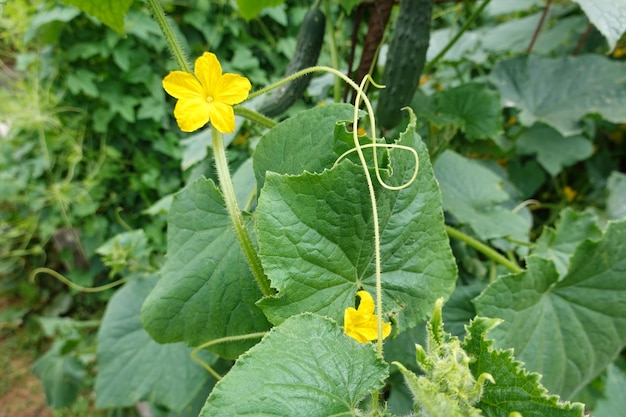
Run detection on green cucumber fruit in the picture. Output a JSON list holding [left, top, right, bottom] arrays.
[[376, 0, 434, 129], [258, 8, 325, 117]]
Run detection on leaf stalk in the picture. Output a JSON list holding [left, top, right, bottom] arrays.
[[212, 127, 274, 297], [445, 225, 522, 274]]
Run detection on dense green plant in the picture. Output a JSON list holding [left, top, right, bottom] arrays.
[[2, 0, 626, 416]]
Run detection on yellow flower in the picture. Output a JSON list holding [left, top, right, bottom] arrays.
[[344, 290, 391, 343], [162, 52, 251, 133]]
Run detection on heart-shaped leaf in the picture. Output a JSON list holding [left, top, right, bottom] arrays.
[[474, 220, 626, 398], [97, 274, 216, 411], [256, 111, 457, 331], [198, 313, 388, 417], [141, 178, 271, 359]]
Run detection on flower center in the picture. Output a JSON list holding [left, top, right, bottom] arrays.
[[206, 96, 214, 103]]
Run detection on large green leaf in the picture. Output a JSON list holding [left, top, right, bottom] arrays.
[[474, 220, 626, 399], [434, 150, 530, 242], [480, 10, 585, 56], [59, 0, 132, 34], [32, 342, 86, 409], [516, 124, 593, 176], [236, 0, 285, 20], [463, 317, 585, 417], [256, 112, 457, 331], [141, 178, 271, 359], [198, 313, 388, 417], [437, 83, 502, 141], [96, 274, 215, 411], [573, 0, 626, 52], [491, 55, 626, 136], [410, 83, 502, 142], [533, 208, 602, 276], [592, 361, 626, 417], [253, 103, 355, 191]]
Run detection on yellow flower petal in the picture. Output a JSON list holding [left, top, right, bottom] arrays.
[[162, 71, 204, 100], [215, 73, 251, 105], [194, 52, 222, 97], [208, 101, 236, 134], [344, 290, 392, 343], [163, 52, 252, 133], [355, 290, 375, 316], [173, 98, 210, 132]]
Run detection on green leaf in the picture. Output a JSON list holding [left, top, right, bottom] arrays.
[[462, 317, 586, 417], [491, 55, 626, 136], [437, 83, 502, 141], [508, 159, 547, 198], [474, 220, 626, 399], [533, 208, 602, 276], [180, 129, 212, 171], [480, 10, 584, 56], [65, 68, 98, 97], [335, 0, 368, 13], [592, 361, 626, 417], [607, 171, 626, 220], [236, 0, 285, 20], [253, 103, 355, 191], [516, 124, 593, 176], [141, 178, 271, 359], [198, 313, 389, 417], [59, 0, 132, 34], [485, 0, 543, 16], [32, 342, 86, 409], [256, 112, 457, 331], [572, 0, 626, 52], [96, 274, 216, 411], [434, 150, 530, 242]]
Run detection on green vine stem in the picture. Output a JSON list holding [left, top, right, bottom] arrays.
[[445, 225, 522, 274], [212, 127, 274, 297], [323, 0, 342, 102], [145, 0, 191, 73], [424, 0, 491, 73], [234, 106, 277, 129]]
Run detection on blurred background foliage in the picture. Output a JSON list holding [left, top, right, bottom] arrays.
[[0, 0, 625, 415]]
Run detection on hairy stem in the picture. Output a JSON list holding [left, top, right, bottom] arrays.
[[445, 225, 522, 274], [145, 0, 191, 73], [234, 106, 277, 129], [212, 127, 273, 297]]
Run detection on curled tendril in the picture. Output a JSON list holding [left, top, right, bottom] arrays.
[[333, 141, 420, 191]]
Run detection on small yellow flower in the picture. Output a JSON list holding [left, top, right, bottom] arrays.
[[344, 290, 391, 343], [162, 52, 251, 133], [563, 185, 577, 202]]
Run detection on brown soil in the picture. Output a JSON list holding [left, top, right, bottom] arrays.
[[0, 335, 53, 417]]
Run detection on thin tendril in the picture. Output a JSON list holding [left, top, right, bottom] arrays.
[[115, 208, 133, 232], [350, 77, 384, 357], [191, 332, 268, 380], [333, 141, 419, 191], [30, 267, 128, 292]]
